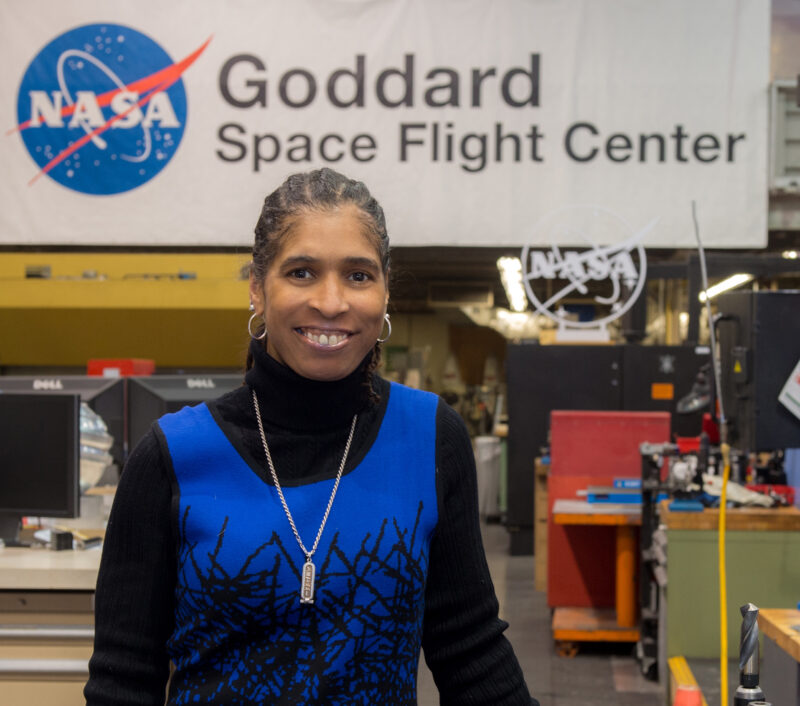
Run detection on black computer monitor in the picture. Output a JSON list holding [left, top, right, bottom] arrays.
[[0, 393, 80, 546], [127, 374, 243, 453], [0, 376, 125, 467]]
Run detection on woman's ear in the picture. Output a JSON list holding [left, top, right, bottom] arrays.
[[249, 272, 263, 314]]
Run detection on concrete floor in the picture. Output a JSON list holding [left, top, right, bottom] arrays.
[[417, 522, 667, 706], [686, 658, 743, 706]]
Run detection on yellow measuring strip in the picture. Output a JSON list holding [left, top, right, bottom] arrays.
[[668, 656, 709, 706]]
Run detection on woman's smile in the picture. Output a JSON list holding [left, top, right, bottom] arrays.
[[297, 327, 352, 348]]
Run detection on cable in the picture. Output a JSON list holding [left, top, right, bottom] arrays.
[[691, 200, 730, 706], [692, 201, 726, 427], [718, 447, 731, 706]]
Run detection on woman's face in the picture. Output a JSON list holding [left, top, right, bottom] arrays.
[[250, 206, 389, 382]]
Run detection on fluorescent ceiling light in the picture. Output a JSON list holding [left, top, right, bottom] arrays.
[[698, 273, 753, 302], [495, 307, 530, 324], [497, 256, 528, 312]]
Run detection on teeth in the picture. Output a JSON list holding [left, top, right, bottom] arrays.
[[302, 330, 346, 347]]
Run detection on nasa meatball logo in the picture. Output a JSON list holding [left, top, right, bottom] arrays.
[[12, 24, 209, 195], [521, 206, 656, 335]]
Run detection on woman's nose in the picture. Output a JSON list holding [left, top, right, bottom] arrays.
[[309, 275, 349, 317]]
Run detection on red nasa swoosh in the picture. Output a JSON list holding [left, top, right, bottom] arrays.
[[8, 36, 212, 186]]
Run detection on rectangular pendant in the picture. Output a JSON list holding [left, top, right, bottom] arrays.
[[300, 560, 316, 604]]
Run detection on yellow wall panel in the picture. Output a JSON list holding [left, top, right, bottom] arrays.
[[0, 253, 251, 279], [0, 252, 253, 368], [0, 254, 250, 310], [0, 308, 252, 369]]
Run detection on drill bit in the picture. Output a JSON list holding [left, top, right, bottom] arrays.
[[733, 603, 765, 706]]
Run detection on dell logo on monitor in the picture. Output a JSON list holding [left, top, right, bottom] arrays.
[[186, 378, 216, 389], [33, 379, 64, 390]]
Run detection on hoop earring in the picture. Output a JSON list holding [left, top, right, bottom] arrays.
[[377, 313, 392, 343], [248, 311, 267, 340]]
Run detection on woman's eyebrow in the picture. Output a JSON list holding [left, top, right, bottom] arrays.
[[280, 255, 316, 267], [342, 256, 381, 270], [280, 255, 380, 269]]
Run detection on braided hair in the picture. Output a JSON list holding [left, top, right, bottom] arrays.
[[246, 168, 390, 396]]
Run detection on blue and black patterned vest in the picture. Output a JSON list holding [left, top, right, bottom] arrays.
[[158, 382, 439, 705]]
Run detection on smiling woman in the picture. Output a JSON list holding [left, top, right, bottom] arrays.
[[250, 205, 389, 381], [247, 169, 391, 385], [85, 168, 537, 706]]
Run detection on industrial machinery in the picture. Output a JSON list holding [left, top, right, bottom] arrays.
[[716, 290, 800, 453]]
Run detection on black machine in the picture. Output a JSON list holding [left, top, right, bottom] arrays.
[[506, 343, 709, 555], [0, 392, 81, 546], [717, 290, 800, 453], [127, 374, 242, 452], [0, 375, 125, 467], [633, 294, 800, 684]]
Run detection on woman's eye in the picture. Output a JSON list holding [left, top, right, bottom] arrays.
[[289, 268, 311, 279], [349, 271, 371, 282]]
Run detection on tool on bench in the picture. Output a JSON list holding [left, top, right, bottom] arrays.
[[733, 603, 765, 706]]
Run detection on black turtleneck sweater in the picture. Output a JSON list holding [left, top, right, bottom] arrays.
[[84, 343, 536, 706]]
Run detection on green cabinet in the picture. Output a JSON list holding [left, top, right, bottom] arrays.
[[667, 528, 800, 658]]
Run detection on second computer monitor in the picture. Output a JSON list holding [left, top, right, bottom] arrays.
[[127, 374, 243, 453]]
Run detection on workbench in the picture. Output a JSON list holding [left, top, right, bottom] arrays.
[[551, 499, 641, 644], [0, 545, 101, 706], [545, 410, 671, 652], [758, 608, 800, 706], [662, 503, 800, 659]]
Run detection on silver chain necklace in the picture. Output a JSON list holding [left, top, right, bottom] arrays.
[[251, 389, 357, 605]]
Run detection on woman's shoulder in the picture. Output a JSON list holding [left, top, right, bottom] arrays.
[[214, 382, 250, 409], [193, 384, 251, 427], [435, 398, 470, 447], [384, 379, 440, 405]]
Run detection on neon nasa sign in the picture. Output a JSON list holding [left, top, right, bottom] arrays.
[[521, 206, 655, 339], [11, 23, 209, 195]]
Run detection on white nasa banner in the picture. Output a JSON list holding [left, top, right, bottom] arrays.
[[0, 0, 769, 248]]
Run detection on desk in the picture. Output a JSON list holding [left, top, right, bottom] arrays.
[[0, 546, 101, 706], [0, 546, 101, 590], [551, 499, 641, 643], [758, 608, 800, 705], [545, 412, 670, 621], [662, 503, 800, 658], [661, 503, 800, 531]]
